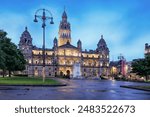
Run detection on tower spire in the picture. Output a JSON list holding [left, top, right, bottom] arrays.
[[64, 5, 66, 11], [62, 7, 67, 19]]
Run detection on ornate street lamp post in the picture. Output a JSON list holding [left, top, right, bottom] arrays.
[[34, 9, 54, 82]]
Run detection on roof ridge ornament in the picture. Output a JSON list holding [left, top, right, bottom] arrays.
[[67, 40, 70, 44], [25, 26, 28, 31], [101, 35, 103, 39]]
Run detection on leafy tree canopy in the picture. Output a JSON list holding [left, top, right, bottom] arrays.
[[0, 30, 26, 77], [132, 55, 150, 81]]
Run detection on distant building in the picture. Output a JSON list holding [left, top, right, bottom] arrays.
[[145, 43, 150, 57], [109, 55, 128, 76], [109, 43, 150, 80], [19, 10, 110, 78], [109, 61, 120, 75]]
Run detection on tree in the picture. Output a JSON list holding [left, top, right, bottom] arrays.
[[0, 30, 26, 77], [0, 30, 7, 77], [15, 49, 26, 71], [0, 49, 6, 77], [132, 55, 150, 81], [145, 55, 150, 79]]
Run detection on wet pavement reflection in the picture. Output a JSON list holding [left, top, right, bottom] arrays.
[[0, 79, 150, 100]]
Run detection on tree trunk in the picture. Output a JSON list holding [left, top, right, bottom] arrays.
[[9, 70, 11, 77], [145, 75, 148, 81], [2, 69, 4, 78]]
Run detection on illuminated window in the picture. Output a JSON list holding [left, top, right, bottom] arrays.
[[28, 59, 31, 64], [100, 62, 102, 66], [107, 63, 109, 66]]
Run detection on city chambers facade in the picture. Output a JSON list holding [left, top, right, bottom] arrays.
[[19, 10, 110, 78]]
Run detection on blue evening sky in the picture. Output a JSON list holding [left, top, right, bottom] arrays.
[[0, 0, 150, 61]]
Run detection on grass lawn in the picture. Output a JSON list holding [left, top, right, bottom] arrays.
[[0, 77, 61, 85]]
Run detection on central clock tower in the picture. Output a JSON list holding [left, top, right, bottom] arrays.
[[58, 10, 71, 46]]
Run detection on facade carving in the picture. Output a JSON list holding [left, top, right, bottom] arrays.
[[19, 10, 110, 78]]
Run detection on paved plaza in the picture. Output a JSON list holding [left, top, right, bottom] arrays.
[[0, 79, 150, 100]]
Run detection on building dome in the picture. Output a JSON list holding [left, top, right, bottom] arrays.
[[97, 35, 109, 52], [77, 39, 81, 44], [54, 37, 57, 42], [98, 35, 106, 46], [19, 27, 32, 45]]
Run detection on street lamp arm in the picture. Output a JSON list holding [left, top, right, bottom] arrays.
[[35, 8, 53, 17], [46, 16, 53, 19], [35, 8, 44, 15], [45, 9, 53, 17], [36, 15, 43, 19], [36, 15, 52, 19], [34, 9, 54, 24]]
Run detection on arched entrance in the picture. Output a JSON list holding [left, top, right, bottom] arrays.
[[55, 72, 57, 77], [34, 67, 38, 76], [60, 71, 63, 77], [66, 70, 70, 78]]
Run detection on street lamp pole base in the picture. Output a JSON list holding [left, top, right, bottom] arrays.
[[42, 67, 46, 82]]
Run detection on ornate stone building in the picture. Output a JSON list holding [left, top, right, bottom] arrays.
[[19, 10, 110, 78]]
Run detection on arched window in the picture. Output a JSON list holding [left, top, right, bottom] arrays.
[[24, 38, 27, 43], [49, 73, 51, 76]]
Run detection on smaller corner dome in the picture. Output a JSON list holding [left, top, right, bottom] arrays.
[[54, 37, 57, 41], [20, 26, 32, 41], [98, 35, 106, 45], [22, 27, 31, 36], [62, 10, 67, 18], [19, 26, 32, 45], [53, 37, 58, 43], [78, 39, 81, 43]]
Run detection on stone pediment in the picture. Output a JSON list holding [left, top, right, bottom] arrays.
[[58, 42, 78, 49]]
